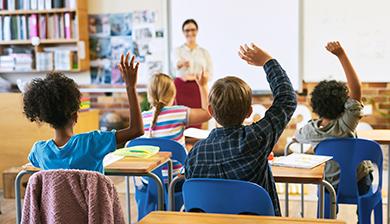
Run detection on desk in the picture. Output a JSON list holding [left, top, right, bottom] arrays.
[[138, 211, 346, 224], [272, 164, 336, 219], [15, 152, 173, 224], [167, 164, 336, 219], [357, 129, 390, 224]]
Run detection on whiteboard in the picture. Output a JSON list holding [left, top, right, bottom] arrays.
[[169, 0, 300, 92], [304, 0, 390, 82]]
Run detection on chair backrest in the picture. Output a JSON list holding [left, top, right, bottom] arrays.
[[22, 169, 125, 224], [315, 138, 383, 200], [126, 138, 187, 164], [183, 178, 275, 216]]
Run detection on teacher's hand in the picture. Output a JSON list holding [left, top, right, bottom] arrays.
[[177, 60, 190, 69]]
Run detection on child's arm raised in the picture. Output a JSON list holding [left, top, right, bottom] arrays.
[[187, 70, 212, 125], [239, 43, 297, 154], [326, 41, 362, 101], [116, 52, 145, 145]]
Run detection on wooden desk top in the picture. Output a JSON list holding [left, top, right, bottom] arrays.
[[272, 164, 325, 184], [357, 129, 390, 144], [104, 152, 171, 174], [138, 211, 345, 224], [23, 152, 172, 175]]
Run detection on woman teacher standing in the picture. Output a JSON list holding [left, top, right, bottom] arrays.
[[174, 19, 213, 128]]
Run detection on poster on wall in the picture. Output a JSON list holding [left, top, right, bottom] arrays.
[[88, 11, 163, 85]]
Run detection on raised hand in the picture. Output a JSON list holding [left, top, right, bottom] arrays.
[[239, 43, 272, 67], [118, 52, 140, 88], [326, 41, 345, 57], [195, 69, 209, 87]]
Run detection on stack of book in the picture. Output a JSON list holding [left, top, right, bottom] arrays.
[[0, 55, 14, 71], [80, 96, 91, 111], [35, 52, 53, 71], [54, 50, 76, 70], [0, 13, 76, 40], [0, 0, 77, 10], [0, 53, 32, 71]]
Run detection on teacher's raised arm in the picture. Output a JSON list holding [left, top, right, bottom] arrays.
[[174, 19, 213, 128]]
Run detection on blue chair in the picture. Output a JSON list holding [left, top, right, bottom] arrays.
[[126, 138, 187, 220], [315, 138, 382, 223], [183, 178, 275, 216]]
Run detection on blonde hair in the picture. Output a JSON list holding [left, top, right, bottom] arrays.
[[147, 73, 176, 136], [209, 76, 252, 127]]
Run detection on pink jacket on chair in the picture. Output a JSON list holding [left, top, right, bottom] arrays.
[[22, 169, 125, 224]]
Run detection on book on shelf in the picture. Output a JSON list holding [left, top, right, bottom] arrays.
[[0, 53, 33, 71], [0, 0, 76, 10], [36, 51, 53, 71], [0, 13, 76, 41]]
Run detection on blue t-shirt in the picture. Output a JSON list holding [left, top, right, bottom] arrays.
[[28, 130, 117, 173]]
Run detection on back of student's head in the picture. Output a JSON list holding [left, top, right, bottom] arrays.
[[147, 73, 176, 131], [23, 72, 81, 129], [311, 80, 349, 119], [209, 76, 252, 127]]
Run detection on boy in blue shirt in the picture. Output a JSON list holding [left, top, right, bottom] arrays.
[[24, 53, 144, 173], [185, 43, 297, 216]]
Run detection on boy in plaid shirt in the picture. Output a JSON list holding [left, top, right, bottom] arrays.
[[185, 43, 297, 215]]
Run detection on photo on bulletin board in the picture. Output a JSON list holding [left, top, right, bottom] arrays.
[[88, 10, 163, 85]]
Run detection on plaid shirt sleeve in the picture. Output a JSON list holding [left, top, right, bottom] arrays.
[[249, 59, 297, 155]]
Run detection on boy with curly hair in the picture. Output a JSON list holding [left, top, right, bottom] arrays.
[[295, 41, 373, 196], [23, 53, 144, 173]]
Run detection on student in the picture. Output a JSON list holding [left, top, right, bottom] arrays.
[[140, 72, 211, 181], [185, 43, 297, 216], [295, 41, 373, 195], [23, 53, 144, 173]]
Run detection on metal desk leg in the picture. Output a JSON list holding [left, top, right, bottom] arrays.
[[388, 144, 390, 224], [167, 159, 173, 186], [318, 183, 324, 218], [322, 180, 337, 219], [125, 176, 131, 224], [300, 144, 304, 217], [147, 172, 164, 210], [15, 170, 29, 224], [168, 175, 185, 211], [285, 183, 289, 216]]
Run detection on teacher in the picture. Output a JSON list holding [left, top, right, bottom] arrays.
[[174, 19, 213, 128]]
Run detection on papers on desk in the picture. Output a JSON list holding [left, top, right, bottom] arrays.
[[103, 153, 124, 167], [272, 153, 332, 169], [113, 145, 160, 158], [184, 128, 211, 139]]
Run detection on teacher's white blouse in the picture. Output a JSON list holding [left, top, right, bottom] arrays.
[[174, 44, 213, 81]]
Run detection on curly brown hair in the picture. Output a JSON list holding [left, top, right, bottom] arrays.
[[23, 72, 81, 129], [311, 80, 349, 119]]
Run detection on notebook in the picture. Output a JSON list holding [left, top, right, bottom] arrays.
[[184, 128, 211, 139], [113, 145, 160, 158], [272, 153, 332, 169]]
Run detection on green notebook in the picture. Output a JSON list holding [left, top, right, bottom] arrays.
[[113, 145, 160, 158]]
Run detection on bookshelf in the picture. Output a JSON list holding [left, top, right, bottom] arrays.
[[0, 0, 89, 73]]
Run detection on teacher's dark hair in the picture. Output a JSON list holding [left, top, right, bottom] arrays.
[[182, 19, 198, 31]]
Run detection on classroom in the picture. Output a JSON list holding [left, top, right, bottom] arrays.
[[0, 0, 389, 223]]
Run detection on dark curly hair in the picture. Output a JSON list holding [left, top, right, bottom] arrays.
[[23, 72, 81, 129], [311, 80, 349, 119]]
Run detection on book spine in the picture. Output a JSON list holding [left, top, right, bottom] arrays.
[[37, 0, 45, 10], [30, 0, 37, 10], [28, 14, 38, 38], [3, 16, 10, 40], [64, 13, 71, 39], [44, 0, 51, 9], [39, 15, 46, 39]]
